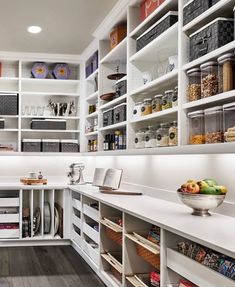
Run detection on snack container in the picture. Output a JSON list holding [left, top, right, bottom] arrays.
[[223, 102, 235, 142], [188, 110, 205, 145], [204, 106, 223, 144]]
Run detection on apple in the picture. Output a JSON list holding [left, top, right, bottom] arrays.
[[186, 183, 200, 194]]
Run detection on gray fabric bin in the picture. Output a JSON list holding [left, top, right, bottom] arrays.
[[22, 139, 41, 152], [0, 119, 5, 129], [113, 103, 126, 124], [31, 119, 66, 130], [0, 93, 18, 115], [61, 140, 79, 153], [42, 140, 60, 152], [103, 108, 114, 127]]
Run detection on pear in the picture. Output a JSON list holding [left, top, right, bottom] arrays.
[[200, 186, 217, 195], [197, 180, 209, 190], [203, 178, 218, 187]]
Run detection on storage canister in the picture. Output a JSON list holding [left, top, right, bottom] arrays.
[[223, 102, 235, 142], [188, 110, 205, 145], [145, 126, 158, 148], [172, 86, 178, 107], [168, 121, 178, 146], [42, 139, 60, 152], [141, 98, 152, 116], [187, 68, 201, 101], [133, 102, 142, 118], [218, 53, 235, 93], [200, 61, 218, 98], [156, 123, 170, 147], [205, 106, 223, 144], [152, 95, 162, 113], [134, 129, 146, 149], [103, 108, 113, 127], [22, 139, 41, 152], [113, 103, 126, 124], [162, 90, 173, 110], [115, 76, 127, 97]]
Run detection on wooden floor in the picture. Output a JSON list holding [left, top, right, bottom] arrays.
[[0, 246, 106, 287]]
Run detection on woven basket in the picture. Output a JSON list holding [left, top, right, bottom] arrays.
[[111, 266, 122, 282], [136, 245, 160, 269], [106, 227, 122, 246]]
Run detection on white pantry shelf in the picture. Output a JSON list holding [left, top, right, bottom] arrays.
[[99, 94, 127, 110], [99, 121, 127, 131], [86, 91, 99, 102], [21, 115, 80, 120], [0, 115, 19, 118], [100, 38, 127, 64], [21, 91, 80, 97], [21, 129, 80, 133], [0, 129, 18, 132], [86, 68, 99, 81], [85, 131, 98, 137], [21, 78, 80, 85], [85, 111, 98, 119], [0, 77, 18, 82]]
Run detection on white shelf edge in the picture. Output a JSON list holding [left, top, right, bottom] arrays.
[[21, 91, 80, 97], [86, 68, 99, 81], [21, 116, 80, 120], [85, 131, 98, 137], [21, 78, 80, 84], [0, 77, 19, 81], [85, 111, 98, 119], [0, 129, 18, 132], [99, 94, 127, 110], [0, 115, 19, 118], [99, 121, 127, 131], [21, 129, 80, 133], [100, 37, 127, 64], [86, 91, 99, 101]]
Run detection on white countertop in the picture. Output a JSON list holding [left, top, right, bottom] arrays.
[[71, 185, 235, 258]]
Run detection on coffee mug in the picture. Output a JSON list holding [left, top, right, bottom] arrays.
[[28, 172, 37, 179]]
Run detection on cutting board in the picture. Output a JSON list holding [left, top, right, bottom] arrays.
[[20, 178, 47, 185]]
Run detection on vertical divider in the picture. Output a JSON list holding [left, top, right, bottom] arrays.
[[122, 211, 125, 287], [63, 188, 71, 239], [50, 189, 55, 237], [41, 189, 44, 238], [19, 189, 23, 239], [30, 189, 34, 238], [18, 60, 22, 152]]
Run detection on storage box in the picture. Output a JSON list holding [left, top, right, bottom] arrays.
[[31, 62, 49, 79], [113, 103, 126, 124], [31, 119, 66, 130], [0, 93, 18, 115], [42, 139, 60, 153], [91, 51, 99, 72], [61, 140, 79, 153], [140, 0, 165, 22], [137, 11, 178, 51], [22, 139, 41, 152], [52, 63, 70, 79], [85, 61, 93, 78], [189, 18, 234, 61], [103, 108, 114, 127], [110, 25, 127, 50], [0, 119, 5, 129], [115, 76, 127, 97]]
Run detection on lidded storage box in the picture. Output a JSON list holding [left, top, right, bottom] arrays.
[[42, 139, 60, 153], [0, 93, 18, 115], [31, 119, 66, 130], [110, 25, 127, 50], [113, 103, 126, 124], [103, 108, 114, 127], [204, 106, 223, 144], [187, 68, 201, 102], [61, 140, 79, 153], [189, 18, 234, 61], [0, 119, 5, 129], [223, 102, 235, 142], [188, 110, 205, 145], [22, 139, 41, 152], [115, 76, 127, 97]]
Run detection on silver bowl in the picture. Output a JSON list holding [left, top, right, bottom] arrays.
[[177, 192, 226, 216]]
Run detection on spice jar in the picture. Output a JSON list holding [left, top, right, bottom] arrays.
[[141, 98, 152, 116], [134, 129, 146, 149], [204, 106, 223, 144], [145, 126, 158, 148], [162, 90, 173, 110], [218, 53, 235, 93], [132, 102, 142, 118], [172, 86, 178, 107], [156, 123, 170, 147], [223, 102, 235, 142], [152, 95, 162, 113], [187, 68, 201, 101], [200, 61, 218, 98], [169, 121, 178, 146], [188, 110, 205, 145]]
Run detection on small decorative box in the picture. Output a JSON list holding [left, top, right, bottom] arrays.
[[52, 63, 70, 79], [31, 62, 49, 79]]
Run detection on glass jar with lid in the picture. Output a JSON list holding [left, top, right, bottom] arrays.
[[218, 53, 235, 93], [204, 106, 223, 144], [223, 102, 235, 142], [168, 121, 178, 146], [162, 90, 173, 110], [188, 110, 205, 145], [132, 101, 142, 118], [145, 125, 158, 148], [152, 95, 162, 113], [141, 98, 152, 116], [200, 61, 218, 98], [134, 128, 146, 149], [156, 123, 170, 147], [172, 86, 178, 107], [186, 68, 201, 102]]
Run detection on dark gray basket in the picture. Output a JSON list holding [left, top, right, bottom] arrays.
[[31, 119, 66, 130], [0, 119, 5, 129], [189, 18, 234, 61], [103, 108, 114, 127], [137, 11, 178, 51], [42, 140, 60, 152], [0, 93, 18, 115], [115, 77, 127, 97], [61, 140, 79, 153], [22, 139, 41, 152], [113, 103, 126, 124]]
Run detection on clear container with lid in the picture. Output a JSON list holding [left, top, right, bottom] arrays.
[[188, 110, 205, 145], [223, 102, 235, 142], [162, 90, 173, 110], [133, 101, 142, 118], [204, 106, 223, 144], [187, 68, 201, 101], [134, 129, 146, 149], [200, 61, 218, 98], [156, 123, 170, 147], [218, 53, 235, 93], [172, 86, 178, 107], [168, 121, 178, 146], [145, 125, 158, 148], [152, 95, 162, 113], [141, 98, 152, 116]]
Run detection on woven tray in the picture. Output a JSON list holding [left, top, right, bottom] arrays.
[[20, 178, 47, 185]]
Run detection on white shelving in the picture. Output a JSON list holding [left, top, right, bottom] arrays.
[[99, 121, 127, 132], [86, 68, 99, 81], [86, 91, 99, 101], [86, 111, 98, 119], [100, 38, 127, 64], [21, 129, 80, 133], [99, 94, 127, 110]]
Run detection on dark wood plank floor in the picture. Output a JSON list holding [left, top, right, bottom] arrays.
[[0, 246, 106, 287]]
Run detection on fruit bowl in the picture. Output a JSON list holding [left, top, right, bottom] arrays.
[[177, 191, 226, 217]]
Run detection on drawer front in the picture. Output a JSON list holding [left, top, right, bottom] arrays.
[[0, 214, 19, 223], [0, 228, 19, 239], [72, 198, 81, 212], [72, 214, 81, 229], [83, 222, 99, 244], [0, 197, 19, 207], [83, 204, 99, 222], [71, 230, 82, 247], [82, 240, 99, 266]]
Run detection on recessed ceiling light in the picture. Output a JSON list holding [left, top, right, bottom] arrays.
[[27, 26, 42, 34]]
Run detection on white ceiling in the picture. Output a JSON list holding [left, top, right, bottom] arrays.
[[0, 0, 118, 55]]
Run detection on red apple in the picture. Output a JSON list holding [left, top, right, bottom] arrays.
[[186, 183, 200, 194]]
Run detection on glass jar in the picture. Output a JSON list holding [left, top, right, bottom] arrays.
[[152, 95, 162, 113], [204, 106, 223, 144], [162, 90, 173, 110], [168, 121, 178, 146], [223, 102, 235, 142], [187, 68, 201, 101], [141, 98, 152, 116], [132, 102, 142, 118], [172, 86, 178, 107], [188, 110, 205, 145], [218, 53, 235, 93], [134, 129, 146, 149], [156, 123, 170, 147], [145, 126, 158, 148], [200, 61, 218, 98]]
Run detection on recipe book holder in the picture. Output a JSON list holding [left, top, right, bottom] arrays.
[[99, 186, 142, 196]]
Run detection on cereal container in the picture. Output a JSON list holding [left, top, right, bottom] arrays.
[[187, 68, 201, 101], [152, 95, 162, 113], [218, 53, 235, 93], [162, 90, 173, 110], [156, 123, 170, 147], [188, 110, 205, 145], [200, 61, 218, 98], [141, 98, 152, 116], [168, 121, 178, 146], [132, 102, 142, 118], [223, 102, 235, 142], [204, 106, 223, 144], [134, 129, 146, 149]]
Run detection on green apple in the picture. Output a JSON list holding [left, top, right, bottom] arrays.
[[203, 178, 218, 187]]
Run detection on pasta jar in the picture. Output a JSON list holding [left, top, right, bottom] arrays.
[[152, 95, 162, 113], [162, 90, 173, 110], [188, 110, 205, 145], [132, 101, 142, 118], [204, 106, 223, 144], [223, 102, 235, 142], [172, 86, 178, 107], [168, 121, 178, 146], [218, 53, 235, 93], [156, 123, 170, 147], [145, 126, 158, 148], [186, 68, 201, 101], [134, 129, 146, 149], [200, 61, 218, 98], [141, 98, 152, 116]]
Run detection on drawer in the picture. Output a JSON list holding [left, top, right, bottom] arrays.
[[72, 198, 81, 211], [83, 222, 99, 244], [0, 197, 19, 207], [0, 228, 19, 239], [83, 204, 99, 222], [71, 230, 82, 247], [82, 240, 99, 266], [0, 213, 19, 223], [72, 214, 81, 229]]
